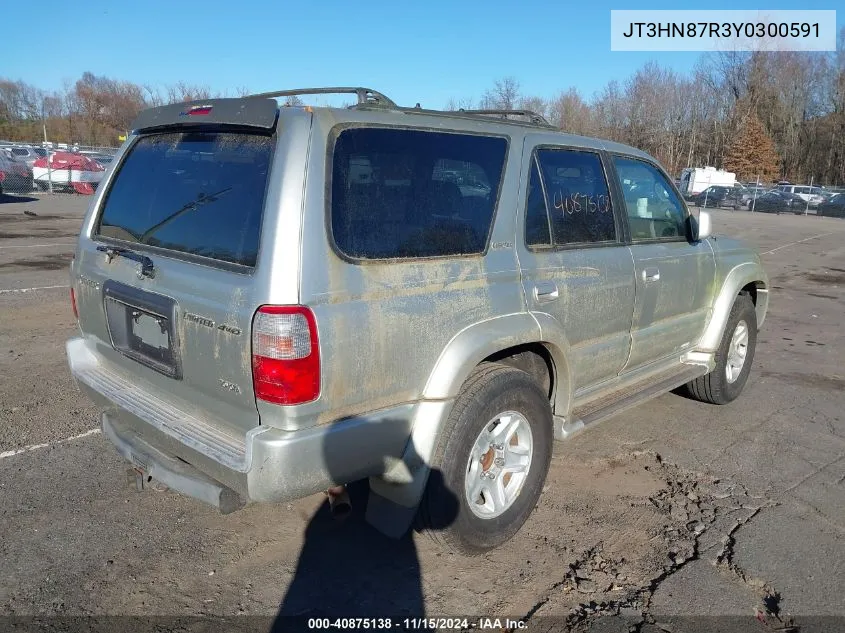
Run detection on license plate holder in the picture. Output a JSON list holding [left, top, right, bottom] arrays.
[[103, 280, 181, 379]]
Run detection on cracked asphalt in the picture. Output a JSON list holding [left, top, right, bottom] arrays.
[[0, 194, 843, 632]]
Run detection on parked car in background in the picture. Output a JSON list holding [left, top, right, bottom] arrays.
[[744, 185, 771, 207], [91, 154, 115, 168], [750, 190, 804, 214], [6, 145, 45, 169], [691, 185, 743, 209], [817, 193, 845, 218], [0, 151, 34, 194], [776, 184, 825, 209], [732, 183, 754, 206]]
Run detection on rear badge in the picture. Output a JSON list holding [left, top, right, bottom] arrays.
[[219, 379, 242, 394], [184, 312, 242, 336], [78, 275, 100, 290]]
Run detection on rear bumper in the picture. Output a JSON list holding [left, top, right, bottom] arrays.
[[67, 337, 415, 508]]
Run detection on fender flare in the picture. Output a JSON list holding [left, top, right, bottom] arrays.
[[423, 312, 546, 399], [697, 263, 769, 353], [371, 312, 573, 501]]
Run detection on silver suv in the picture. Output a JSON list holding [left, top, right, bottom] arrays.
[[67, 88, 769, 553]]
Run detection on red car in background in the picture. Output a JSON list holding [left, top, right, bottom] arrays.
[[0, 150, 34, 195]]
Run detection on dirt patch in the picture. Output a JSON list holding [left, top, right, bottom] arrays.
[[804, 272, 845, 285], [759, 370, 844, 392], [0, 253, 73, 271], [0, 229, 77, 239], [806, 292, 838, 300], [0, 214, 68, 222], [505, 451, 784, 631]]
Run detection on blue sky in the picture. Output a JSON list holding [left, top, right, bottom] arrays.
[[4, 1, 841, 108]]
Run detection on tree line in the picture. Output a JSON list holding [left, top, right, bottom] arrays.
[[0, 73, 249, 148], [2, 33, 843, 184], [454, 34, 843, 185]]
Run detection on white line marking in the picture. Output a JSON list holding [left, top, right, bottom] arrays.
[[762, 232, 833, 255], [0, 284, 69, 294], [0, 242, 74, 250], [0, 428, 101, 460]]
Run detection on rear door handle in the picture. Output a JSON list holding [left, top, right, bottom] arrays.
[[642, 268, 660, 282], [533, 282, 559, 303]]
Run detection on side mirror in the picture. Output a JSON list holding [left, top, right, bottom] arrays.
[[694, 210, 712, 241]]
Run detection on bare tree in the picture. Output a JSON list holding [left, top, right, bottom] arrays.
[[480, 77, 521, 110]]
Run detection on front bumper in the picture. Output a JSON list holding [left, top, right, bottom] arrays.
[[67, 337, 415, 510]]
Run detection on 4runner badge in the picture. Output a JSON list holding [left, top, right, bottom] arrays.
[[218, 379, 242, 394]]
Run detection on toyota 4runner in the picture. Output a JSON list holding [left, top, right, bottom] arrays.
[[67, 87, 769, 553]]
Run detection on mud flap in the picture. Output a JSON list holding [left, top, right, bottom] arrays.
[[365, 466, 431, 539]]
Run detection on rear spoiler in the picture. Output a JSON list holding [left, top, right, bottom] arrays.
[[130, 98, 278, 133]]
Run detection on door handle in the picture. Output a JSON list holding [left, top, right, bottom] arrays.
[[642, 268, 660, 282], [533, 283, 559, 303]]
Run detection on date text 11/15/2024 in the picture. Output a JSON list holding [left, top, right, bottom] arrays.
[[306, 617, 528, 630]]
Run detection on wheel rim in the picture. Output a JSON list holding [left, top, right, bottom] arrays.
[[464, 411, 533, 519], [725, 319, 749, 384]]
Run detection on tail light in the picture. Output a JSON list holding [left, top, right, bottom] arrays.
[[70, 287, 78, 320], [251, 306, 320, 405]]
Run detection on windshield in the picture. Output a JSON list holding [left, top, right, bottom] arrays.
[[95, 131, 273, 267]]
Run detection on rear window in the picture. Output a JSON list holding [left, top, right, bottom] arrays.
[[330, 127, 507, 260], [95, 131, 273, 268]]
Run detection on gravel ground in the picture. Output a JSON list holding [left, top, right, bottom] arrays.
[[0, 193, 843, 632]]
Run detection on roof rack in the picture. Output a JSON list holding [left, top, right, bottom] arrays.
[[456, 109, 552, 126], [245, 87, 397, 108], [242, 88, 554, 129]]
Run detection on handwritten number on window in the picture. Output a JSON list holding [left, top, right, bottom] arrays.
[[553, 191, 610, 215]]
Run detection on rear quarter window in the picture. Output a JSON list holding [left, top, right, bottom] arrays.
[[330, 127, 508, 260], [95, 131, 273, 268]]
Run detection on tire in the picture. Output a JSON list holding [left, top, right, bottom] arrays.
[[685, 293, 757, 405], [419, 363, 553, 554]]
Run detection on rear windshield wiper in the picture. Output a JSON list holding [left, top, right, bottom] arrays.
[[96, 245, 155, 279], [139, 187, 233, 244]]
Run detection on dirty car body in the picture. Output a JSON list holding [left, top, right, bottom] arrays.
[[67, 89, 769, 550]]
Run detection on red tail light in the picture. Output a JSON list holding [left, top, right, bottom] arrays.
[[70, 287, 78, 320], [251, 306, 320, 405]]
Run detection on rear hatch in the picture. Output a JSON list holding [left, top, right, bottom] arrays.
[[73, 100, 280, 439]]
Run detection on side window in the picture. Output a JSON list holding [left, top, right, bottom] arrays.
[[611, 156, 687, 241], [524, 158, 551, 247], [331, 128, 508, 260], [532, 148, 616, 246]]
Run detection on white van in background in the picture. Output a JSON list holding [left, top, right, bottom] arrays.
[[679, 166, 736, 196]]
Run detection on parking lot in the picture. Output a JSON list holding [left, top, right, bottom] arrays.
[[0, 194, 843, 631]]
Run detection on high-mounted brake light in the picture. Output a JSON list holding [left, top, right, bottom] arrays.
[[187, 105, 213, 116], [251, 306, 320, 405]]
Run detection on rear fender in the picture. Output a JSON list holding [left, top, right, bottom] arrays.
[[372, 312, 570, 494]]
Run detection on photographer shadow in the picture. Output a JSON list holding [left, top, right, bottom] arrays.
[[273, 435, 458, 631]]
